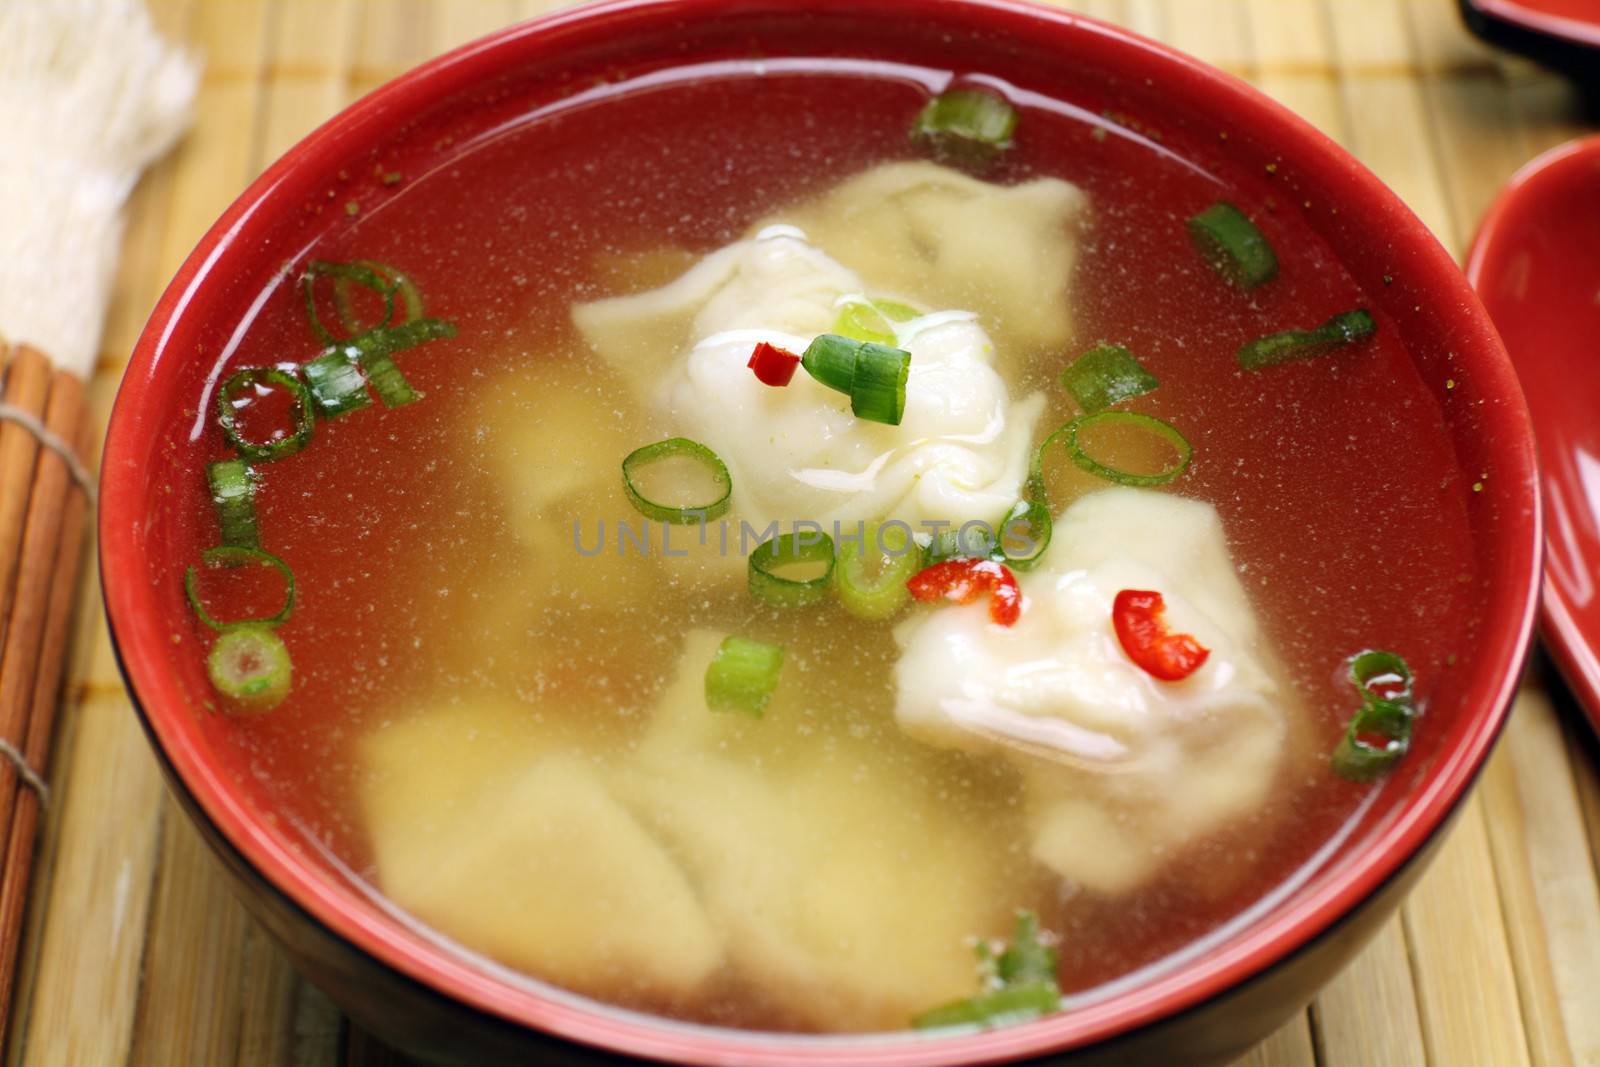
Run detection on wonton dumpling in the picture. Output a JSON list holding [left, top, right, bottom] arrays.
[[619, 630, 1028, 1031], [762, 162, 1088, 353], [575, 227, 858, 392], [893, 488, 1290, 895], [469, 360, 728, 605], [359, 697, 721, 998], [574, 230, 1045, 534]]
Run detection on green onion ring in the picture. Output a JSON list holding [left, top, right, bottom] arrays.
[[910, 88, 1019, 168], [850, 342, 911, 426], [834, 522, 919, 619], [301, 349, 371, 418], [302, 260, 397, 345], [997, 497, 1052, 571], [705, 635, 785, 718], [207, 625, 292, 711], [206, 459, 259, 549], [184, 545, 297, 632], [621, 437, 732, 523], [749, 531, 837, 608], [1060, 410, 1192, 487], [1349, 649, 1414, 703], [334, 260, 423, 334], [1332, 649, 1417, 782], [216, 367, 314, 462], [1331, 697, 1413, 782]]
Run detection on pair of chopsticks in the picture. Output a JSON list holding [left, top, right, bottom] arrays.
[[0, 347, 92, 1031]]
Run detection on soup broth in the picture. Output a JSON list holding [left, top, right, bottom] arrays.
[[185, 59, 1476, 1033]]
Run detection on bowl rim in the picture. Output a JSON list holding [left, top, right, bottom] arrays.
[[101, 0, 1543, 1062]]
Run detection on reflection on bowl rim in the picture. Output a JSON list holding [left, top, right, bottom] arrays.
[[101, 0, 1542, 1063]]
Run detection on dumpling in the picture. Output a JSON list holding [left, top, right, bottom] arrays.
[[666, 311, 1045, 533], [892, 487, 1291, 895], [358, 696, 722, 999], [762, 161, 1088, 354], [573, 226, 860, 402], [574, 228, 1045, 535], [467, 358, 729, 606], [618, 630, 1031, 1031]]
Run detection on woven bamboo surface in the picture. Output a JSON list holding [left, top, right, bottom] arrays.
[[10, 1, 1597, 1064]]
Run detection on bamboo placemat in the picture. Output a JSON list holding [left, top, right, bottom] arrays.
[[9, 1, 1596, 1064]]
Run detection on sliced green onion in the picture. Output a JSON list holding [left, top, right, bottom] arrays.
[[996, 911, 1058, 985], [348, 343, 417, 407], [748, 531, 836, 608], [302, 260, 452, 406], [1349, 649, 1414, 704], [216, 367, 314, 462], [1188, 202, 1278, 288], [207, 625, 292, 712], [912, 981, 1060, 1031], [621, 437, 732, 523], [340, 318, 458, 408], [355, 319, 456, 404], [1060, 410, 1192, 487], [302, 260, 398, 345], [184, 546, 296, 632], [207, 459, 259, 549], [705, 635, 784, 718], [912, 911, 1061, 1031], [801, 333, 912, 425], [910, 88, 1019, 167], [850, 342, 911, 425], [1332, 698, 1412, 782], [800, 333, 859, 393], [924, 523, 997, 566], [301, 348, 371, 418], [359, 316, 457, 352], [997, 497, 1051, 571], [835, 522, 920, 619], [1237, 309, 1376, 371], [1332, 649, 1417, 782], [334, 260, 423, 333], [832, 298, 919, 346], [1060, 344, 1160, 413]]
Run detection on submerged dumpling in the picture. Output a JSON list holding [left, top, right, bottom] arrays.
[[893, 487, 1291, 894], [762, 161, 1088, 353], [468, 359, 729, 605], [359, 697, 721, 999], [619, 630, 1029, 1031], [574, 228, 1044, 534]]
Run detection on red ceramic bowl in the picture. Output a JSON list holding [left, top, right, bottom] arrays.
[[102, 1, 1541, 1064]]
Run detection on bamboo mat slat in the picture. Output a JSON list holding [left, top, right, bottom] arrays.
[[10, 2, 1594, 1065]]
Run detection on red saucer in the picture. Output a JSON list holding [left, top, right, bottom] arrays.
[[1468, 134, 1600, 728]]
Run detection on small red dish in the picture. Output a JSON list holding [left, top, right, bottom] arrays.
[[102, 1, 1541, 1064], [1459, 0, 1600, 78], [1468, 134, 1600, 731]]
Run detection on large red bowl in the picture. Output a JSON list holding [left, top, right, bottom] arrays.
[[102, 1, 1541, 1064]]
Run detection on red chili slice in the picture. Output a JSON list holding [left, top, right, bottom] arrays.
[[1112, 589, 1210, 681], [747, 342, 801, 387], [907, 558, 1022, 627]]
